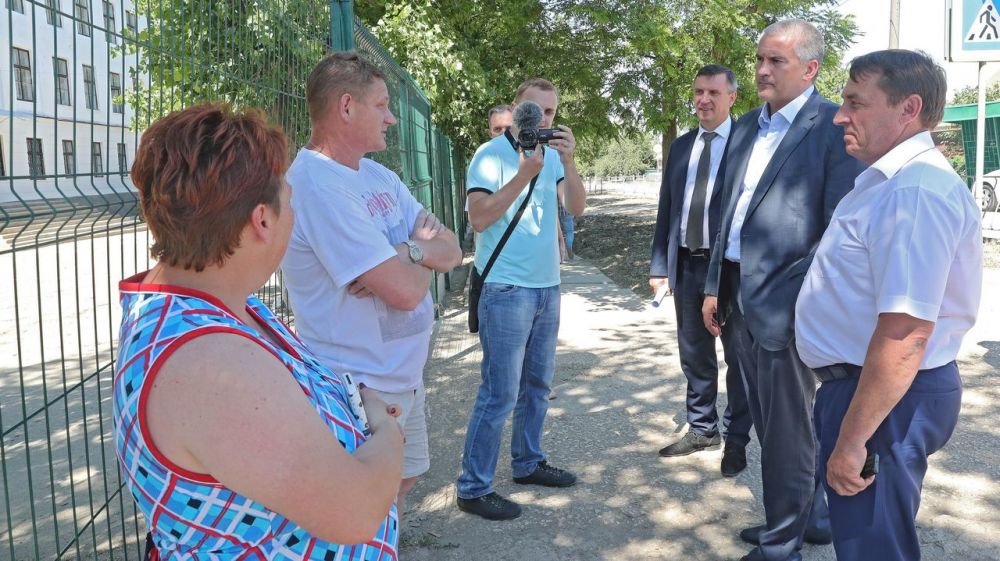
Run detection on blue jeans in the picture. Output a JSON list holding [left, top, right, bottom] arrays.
[[559, 207, 574, 250], [456, 283, 560, 499]]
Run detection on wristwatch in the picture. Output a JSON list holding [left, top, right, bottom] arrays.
[[405, 240, 424, 264]]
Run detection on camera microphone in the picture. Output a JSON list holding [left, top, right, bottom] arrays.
[[512, 100, 543, 131]]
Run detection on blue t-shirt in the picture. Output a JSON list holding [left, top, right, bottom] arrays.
[[467, 133, 564, 288]]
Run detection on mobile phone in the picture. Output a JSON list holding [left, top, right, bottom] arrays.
[[860, 451, 879, 478]]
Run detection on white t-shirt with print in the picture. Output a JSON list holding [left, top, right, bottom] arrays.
[[281, 149, 434, 392]]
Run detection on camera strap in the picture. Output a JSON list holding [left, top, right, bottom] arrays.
[[478, 173, 539, 283]]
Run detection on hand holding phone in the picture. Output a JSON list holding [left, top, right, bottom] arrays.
[[860, 450, 879, 479]]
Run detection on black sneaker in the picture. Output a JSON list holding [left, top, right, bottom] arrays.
[[658, 431, 721, 457], [513, 461, 577, 487], [456, 492, 522, 520]]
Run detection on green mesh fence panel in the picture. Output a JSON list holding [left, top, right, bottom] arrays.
[[1, 1, 328, 558], [1, 4, 464, 558]]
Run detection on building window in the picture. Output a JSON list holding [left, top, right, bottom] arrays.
[[83, 65, 98, 110], [54, 58, 71, 106], [103, 1, 116, 44], [45, 0, 62, 26], [62, 140, 75, 175], [125, 10, 137, 37], [117, 143, 127, 173], [7, 0, 25, 14], [27, 138, 45, 177], [92, 142, 103, 176], [110, 72, 123, 113], [75, 0, 92, 37], [12, 48, 34, 102]]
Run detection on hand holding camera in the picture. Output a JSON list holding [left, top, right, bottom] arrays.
[[518, 143, 545, 177]]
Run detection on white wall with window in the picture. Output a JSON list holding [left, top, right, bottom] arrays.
[[1, 0, 145, 204]]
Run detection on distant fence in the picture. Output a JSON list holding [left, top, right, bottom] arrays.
[[1, 2, 464, 559]]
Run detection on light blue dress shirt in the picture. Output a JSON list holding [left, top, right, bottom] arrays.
[[725, 86, 815, 262]]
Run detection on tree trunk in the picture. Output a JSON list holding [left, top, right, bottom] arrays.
[[661, 114, 677, 168]]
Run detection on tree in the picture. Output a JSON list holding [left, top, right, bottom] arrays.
[[124, 0, 330, 149], [579, 133, 657, 178], [551, 0, 858, 159], [355, 0, 613, 159], [951, 82, 1000, 105]]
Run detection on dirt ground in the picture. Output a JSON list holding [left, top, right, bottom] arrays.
[[574, 192, 1000, 288]]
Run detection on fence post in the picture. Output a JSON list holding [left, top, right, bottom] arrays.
[[330, 0, 356, 51]]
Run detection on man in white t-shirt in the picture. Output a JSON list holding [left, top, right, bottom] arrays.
[[281, 52, 463, 513]]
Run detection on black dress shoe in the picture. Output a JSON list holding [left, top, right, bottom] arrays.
[[721, 443, 747, 477], [657, 431, 721, 457], [737, 547, 802, 561], [739, 524, 833, 546]]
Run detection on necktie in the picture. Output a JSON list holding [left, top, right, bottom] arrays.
[[685, 131, 717, 250]]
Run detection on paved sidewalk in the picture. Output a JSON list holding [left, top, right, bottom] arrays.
[[400, 258, 1000, 561]]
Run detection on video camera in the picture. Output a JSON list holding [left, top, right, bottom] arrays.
[[512, 100, 560, 151], [517, 128, 559, 151]]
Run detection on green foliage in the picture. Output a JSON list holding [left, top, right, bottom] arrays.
[[951, 82, 1000, 105], [124, 0, 330, 149], [579, 133, 657, 178]]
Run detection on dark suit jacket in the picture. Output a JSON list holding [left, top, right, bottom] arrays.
[[650, 118, 735, 290], [706, 93, 865, 351]]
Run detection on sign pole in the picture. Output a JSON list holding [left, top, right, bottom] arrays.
[[977, 61, 987, 209]]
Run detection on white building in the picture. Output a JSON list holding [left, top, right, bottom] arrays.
[[1, 0, 143, 205]]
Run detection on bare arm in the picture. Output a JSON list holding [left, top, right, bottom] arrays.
[[826, 312, 934, 496], [552, 125, 586, 216], [408, 209, 463, 272], [468, 148, 544, 232], [352, 248, 433, 311], [146, 334, 405, 544]]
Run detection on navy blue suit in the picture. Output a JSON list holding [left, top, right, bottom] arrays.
[[650, 119, 751, 447], [706, 93, 865, 561]]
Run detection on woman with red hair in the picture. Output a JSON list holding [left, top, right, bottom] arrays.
[[114, 103, 403, 560]]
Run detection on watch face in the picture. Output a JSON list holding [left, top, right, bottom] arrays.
[[409, 242, 423, 263]]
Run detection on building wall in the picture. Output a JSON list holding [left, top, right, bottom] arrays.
[[1, 0, 143, 204]]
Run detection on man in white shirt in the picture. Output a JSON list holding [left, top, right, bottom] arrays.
[[702, 20, 866, 561], [649, 65, 752, 478], [797, 49, 982, 561], [281, 52, 463, 514]]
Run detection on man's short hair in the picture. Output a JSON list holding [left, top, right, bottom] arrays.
[[848, 49, 947, 129], [761, 19, 825, 67], [514, 78, 558, 102], [696, 64, 738, 92], [306, 52, 385, 121], [487, 104, 511, 122]]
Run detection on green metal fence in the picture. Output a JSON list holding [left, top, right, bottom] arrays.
[[1, 2, 464, 559]]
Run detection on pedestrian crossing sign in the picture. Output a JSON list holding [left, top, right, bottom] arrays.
[[948, 0, 1000, 61]]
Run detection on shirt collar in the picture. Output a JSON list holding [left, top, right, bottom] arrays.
[[758, 85, 815, 129], [855, 130, 935, 191], [699, 116, 732, 141]]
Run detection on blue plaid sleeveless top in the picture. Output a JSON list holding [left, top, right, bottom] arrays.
[[114, 273, 399, 560]]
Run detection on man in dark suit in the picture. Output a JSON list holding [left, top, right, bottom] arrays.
[[701, 20, 866, 561], [650, 64, 752, 478]]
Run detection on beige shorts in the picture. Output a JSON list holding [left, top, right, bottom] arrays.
[[370, 383, 430, 479]]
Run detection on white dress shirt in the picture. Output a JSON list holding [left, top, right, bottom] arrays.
[[680, 118, 732, 249], [725, 86, 815, 261], [796, 131, 983, 370]]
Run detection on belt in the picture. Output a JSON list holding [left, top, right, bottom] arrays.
[[814, 363, 862, 382], [680, 247, 710, 258]]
